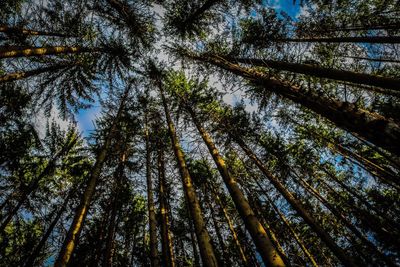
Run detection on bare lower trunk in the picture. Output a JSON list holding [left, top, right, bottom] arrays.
[[145, 114, 159, 267], [158, 81, 218, 267], [157, 143, 175, 267], [54, 88, 129, 267], [232, 135, 357, 267], [187, 106, 285, 267]]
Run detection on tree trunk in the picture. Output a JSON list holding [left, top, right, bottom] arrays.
[[187, 208, 201, 267], [316, 174, 399, 241], [339, 55, 400, 64], [277, 36, 400, 44], [203, 189, 230, 266], [291, 170, 396, 267], [54, 87, 130, 267], [24, 189, 74, 267], [182, 51, 400, 156], [312, 23, 400, 32], [0, 63, 74, 83], [263, 193, 319, 267], [228, 56, 400, 92], [186, 106, 285, 267], [0, 46, 102, 59], [158, 81, 218, 267], [285, 115, 399, 187], [104, 151, 125, 267], [208, 185, 250, 266], [0, 25, 77, 38], [157, 141, 176, 267], [144, 114, 160, 267], [231, 134, 357, 267], [90, 202, 112, 267]]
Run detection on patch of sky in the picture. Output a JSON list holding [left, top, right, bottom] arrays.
[[262, 0, 301, 19], [76, 101, 101, 137]]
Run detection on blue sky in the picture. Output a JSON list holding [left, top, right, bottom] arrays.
[[264, 0, 301, 18]]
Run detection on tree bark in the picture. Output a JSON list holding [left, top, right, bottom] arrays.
[[54, 87, 130, 267], [264, 193, 319, 267], [186, 106, 285, 267], [144, 113, 160, 267], [209, 185, 250, 266], [339, 55, 400, 64], [0, 25, 77, 38], [277, 36, 400, 44], [230, 134, 357, 267], [0, 46, 102, 59], [182, 51, 400, 156], [157, 141, 176, 267], [158, 81, 218, 267], [228, 56, 400, 92], [103, 151, 125, 267], [293, 171, 396, 267], [184, 0, 220, 25], [0, 63, 74, 83]]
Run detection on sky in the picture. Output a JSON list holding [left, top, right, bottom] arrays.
[[73, 0, 302, 137]]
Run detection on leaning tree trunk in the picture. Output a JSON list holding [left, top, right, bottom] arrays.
[[276, 36, 400, 44], [0, 135, 78, 233], [0, 25, 77, 38], [54, 87, 130, 267], [104, 151, 126, 267], [24, 189, 74, 267], [0, 63, 75, 83], [227, 56, 400, 92], [186, 105, 285, 267], [157, 141, 176, 267], [310, 23, 400, 33], [228, 133, 358, 267], [264, 193, 319, 267], [292, 171, 396, 267], [339, 55, 400, 64], [182, 51, 400, 156], [158, 81, 218, 267], [144, 114, 160, 267], [203, 188, 231, 266], [0, 46, 103, 59], [208, 184, 249, 266]]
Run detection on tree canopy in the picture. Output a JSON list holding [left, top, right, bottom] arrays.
[[1, 0, 399, 266]]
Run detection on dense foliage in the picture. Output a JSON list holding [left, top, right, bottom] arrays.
[[1, 0, 399, 266]]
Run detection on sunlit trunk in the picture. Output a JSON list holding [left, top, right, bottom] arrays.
[[54, 87, 130, 267], [158, 81, 218, 267], [0, 64, 72, 83], [0, 46, 102, 59], [187, 106, 285, 267]]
